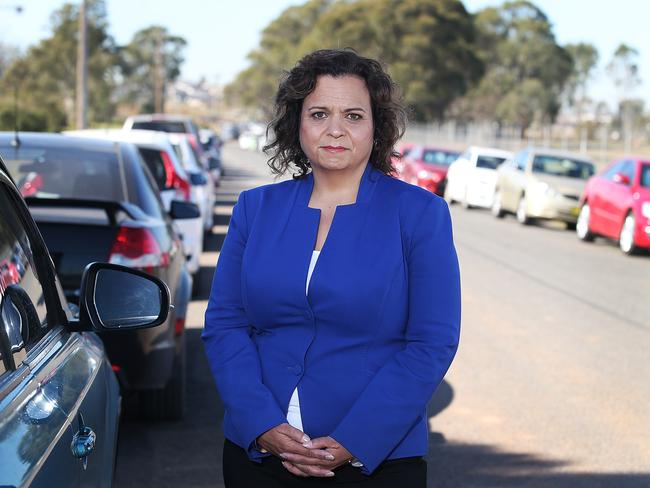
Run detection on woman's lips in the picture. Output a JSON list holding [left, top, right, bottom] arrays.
[[321, 146, 347, 153]]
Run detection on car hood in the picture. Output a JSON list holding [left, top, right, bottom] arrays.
[[533, 174, 587, 197]]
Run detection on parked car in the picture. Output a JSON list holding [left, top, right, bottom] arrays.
[[0, 151, 170, 487], [391, 142, 415, 177], [0, 132, 198, 420], [64, 129, 204, 275], [199, 127, 224, 183], [445, 146, 513, 209], [491, 148, 595, 227], [168, 133, 216, 233], [123, 113, 210, 172], [577, 158, 650, 254], [400, 145, 461, 196]]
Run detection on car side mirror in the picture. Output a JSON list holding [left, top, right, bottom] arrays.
[[613, 173, 631, 185], [73, 262, 170, 332], [189, 172, 208, 186], [208, 157, 220, 171], [169, 200, 201, 220]]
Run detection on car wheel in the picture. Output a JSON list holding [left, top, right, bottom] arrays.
[[516, 195, 532, 225], [619, 212, 638, 255], [576, 204, 595, 242], [138, 344, 186, 421], [491, 189, 505, 218]]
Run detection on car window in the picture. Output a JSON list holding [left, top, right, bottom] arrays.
[[122, 145, 165, 220], [602, 161, 625, 181], [0, 144, 125, 201], [139, 147, 168, 190], [476, 156, 507, 170], [531, 155, 595, 179], [0, 184, 51, 374], [640, 164, 650, 188], [131, 121, 187, 133], [514, 150, 528, 171], [620, 160, 636, 185], [422, 150, 459, 166]]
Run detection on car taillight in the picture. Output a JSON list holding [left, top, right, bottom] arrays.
[[174, 317, 185, 336], [108, 226, 170, 271], [160, 150, 191, 201]]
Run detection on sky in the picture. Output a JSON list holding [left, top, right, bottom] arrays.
[[2, 0, 649, 108]]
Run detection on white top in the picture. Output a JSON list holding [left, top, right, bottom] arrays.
[[287, 250, 320, 431]]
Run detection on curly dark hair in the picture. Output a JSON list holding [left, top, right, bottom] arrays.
[[264, 48, 407, 178]]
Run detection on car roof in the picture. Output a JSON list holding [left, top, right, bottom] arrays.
[[523, 147, 593, 162], [467, 146, 513, 158], [125, 113, 193, 123], [64, 129, 174, 149], [0, 131, 121, 153]]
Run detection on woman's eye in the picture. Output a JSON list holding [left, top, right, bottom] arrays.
[[347, 113, 362, 121], [311, 112, 327, 119]]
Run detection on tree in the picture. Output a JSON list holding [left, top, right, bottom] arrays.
[[457, 0, 573, 136], [607, 44, 641, 151], [224, 0, 483, 121], [0, 0, 119, 131], [119, 26, 187, 113], [564, 43, 598, 118]]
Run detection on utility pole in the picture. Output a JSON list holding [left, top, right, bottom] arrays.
[[154, 30, 164, 113], [75, 0, 88, 129]]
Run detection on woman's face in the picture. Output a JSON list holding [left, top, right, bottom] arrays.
[[299, 75, 374, 174]]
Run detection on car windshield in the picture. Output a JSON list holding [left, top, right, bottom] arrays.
[[532, 155, 595, 179], [131, 121, 187, 133], [0, 144, 124, 201], [476, 156, 507, 170], [422, 150, 460, 166], [641, 164, 650, 188]]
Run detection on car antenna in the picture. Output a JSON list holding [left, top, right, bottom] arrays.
[[11, 84, 21, 148]]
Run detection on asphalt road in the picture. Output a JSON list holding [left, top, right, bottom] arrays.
[[115, 143, 650, 487]]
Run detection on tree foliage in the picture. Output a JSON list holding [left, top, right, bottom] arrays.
[[0, 0, 119, 131], [456, 0, 572, 135], [225, 0, 483, 121], [119, 25, 187, 112]]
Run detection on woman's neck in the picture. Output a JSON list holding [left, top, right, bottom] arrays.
[[309, 163, 366, 209]]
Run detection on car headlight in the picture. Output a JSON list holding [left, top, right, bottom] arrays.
[[642, 202, 650, 219], [417, 170, 441, 182], [537, 181, 558, 198]]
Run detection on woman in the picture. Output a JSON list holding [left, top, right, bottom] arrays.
[[203, 49, 461, 487]]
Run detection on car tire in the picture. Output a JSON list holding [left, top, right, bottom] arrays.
[[491, 189, 505, 218], [138, 344, 186, 421], [576, 204, 595, 242], [619, 212, 638, 255], [516, 195, 532, 225]]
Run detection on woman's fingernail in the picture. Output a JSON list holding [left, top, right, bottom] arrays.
[[326, 454, 335, 461], [326, 471, 335, 477], [302, 441, 313, 448], [302, 434, 311, 443]]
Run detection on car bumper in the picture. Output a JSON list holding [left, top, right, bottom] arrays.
[[528, 196, 581, 223], [466, 183, 496, 208]]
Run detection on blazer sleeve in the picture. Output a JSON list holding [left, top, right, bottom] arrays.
[[330, 197, 461, 474], [202, 190, 287, 460]]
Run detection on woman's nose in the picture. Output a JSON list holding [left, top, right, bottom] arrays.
[[327, 115, 344, 138]]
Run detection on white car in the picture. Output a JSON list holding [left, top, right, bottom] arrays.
[[64, 129, 204, 275], [445, 146, 513, 209], [167, 133, 216, 233]]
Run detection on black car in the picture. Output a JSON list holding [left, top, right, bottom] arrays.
[[0, 151, 170, 486], [0, 132, 199, 420]]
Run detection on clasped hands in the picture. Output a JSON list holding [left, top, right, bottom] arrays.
[[257, 423, 353, 477]]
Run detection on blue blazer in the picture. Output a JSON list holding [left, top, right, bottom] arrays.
[[202, 162, 461, 475]]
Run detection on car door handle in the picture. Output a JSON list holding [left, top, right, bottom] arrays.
[[71, 413, 96, 469]]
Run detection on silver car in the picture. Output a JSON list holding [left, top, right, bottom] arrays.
[[0, 156, 170, 487], [492, 148, 596, 226]]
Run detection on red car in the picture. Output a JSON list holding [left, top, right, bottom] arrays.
[[577, 158, 650, 254], [400, 145, 460, 196]]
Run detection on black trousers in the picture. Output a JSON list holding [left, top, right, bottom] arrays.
[[223, 439, 427, 487]]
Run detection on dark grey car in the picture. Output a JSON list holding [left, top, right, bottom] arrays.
[[0, 152, 170, 487]]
